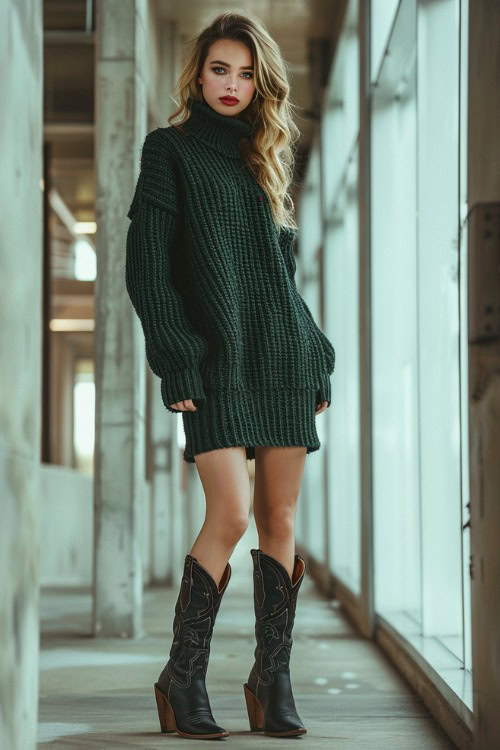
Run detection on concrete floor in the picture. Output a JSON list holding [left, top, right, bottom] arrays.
[[38, 521, 456, 749]]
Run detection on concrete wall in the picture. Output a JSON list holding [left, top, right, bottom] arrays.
[[39, 465, 152, 588], [0, 2, 43, 748], [467, 2, 500, 749], [39, 466, 93, 586]]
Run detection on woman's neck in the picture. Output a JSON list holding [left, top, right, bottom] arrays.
[[182, 96, 253, 158]]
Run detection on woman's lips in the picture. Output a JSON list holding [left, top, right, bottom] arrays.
[[219, 97, 239, 105]]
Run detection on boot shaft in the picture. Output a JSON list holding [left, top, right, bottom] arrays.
[[249, 548, 306, 688], [251, 548, 305, 623], [168, 555, 231, 677]]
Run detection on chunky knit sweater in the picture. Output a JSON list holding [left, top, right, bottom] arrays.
[[125, 96, 335, 415]]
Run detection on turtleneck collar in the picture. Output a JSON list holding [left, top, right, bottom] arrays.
[[183, 96, 253, 159]]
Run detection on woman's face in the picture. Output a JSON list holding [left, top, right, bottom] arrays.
[[197, 38, 256, 117]]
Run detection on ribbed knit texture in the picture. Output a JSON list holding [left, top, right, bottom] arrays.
[[125, 96, 335, 462]]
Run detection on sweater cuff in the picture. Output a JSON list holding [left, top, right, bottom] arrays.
[[317, 371, 332, 408], [160, 367, 206, 413]]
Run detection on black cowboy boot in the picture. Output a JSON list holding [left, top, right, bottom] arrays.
[[243, 548, 307, 737], [154, 553, 231, 739]]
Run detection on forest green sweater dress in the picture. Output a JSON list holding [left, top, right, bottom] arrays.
[[125, 96, 335, 463]]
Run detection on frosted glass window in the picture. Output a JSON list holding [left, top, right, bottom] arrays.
[[322, 0, 359, 211], [371, 0, 470, 697], [318, 0, 362, 592], [73, 358, 95, 475], [296, 140, 327, 562], [325, 149, 361, 593], [371, 0, 402, 79], [458, 0, 471, 674], [371, 1, 421, 621], [417, 0, 463, 660]]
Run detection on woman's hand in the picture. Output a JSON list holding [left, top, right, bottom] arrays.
[[170, 399, 197, 411], [315, 400, 329, 415]]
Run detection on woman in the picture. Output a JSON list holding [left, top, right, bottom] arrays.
[[125, 11, 335, 740]]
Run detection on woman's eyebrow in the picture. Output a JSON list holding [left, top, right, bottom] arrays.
[[208, 59, 254, 70]]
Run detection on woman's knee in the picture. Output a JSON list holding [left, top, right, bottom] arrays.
[[195, 446, 251, 546], [227, 513, 250, 544], [256, 504, 295, 540], [205, 505, 250, 546]]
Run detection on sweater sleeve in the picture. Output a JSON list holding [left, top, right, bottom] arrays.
[[278, 225, 335, 407], [126, 129, 208, 413]]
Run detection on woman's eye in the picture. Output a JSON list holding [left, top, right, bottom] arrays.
[[211, 67, 253, 79]]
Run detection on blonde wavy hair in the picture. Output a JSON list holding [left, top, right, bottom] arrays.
[[167, 11, 301, 229]]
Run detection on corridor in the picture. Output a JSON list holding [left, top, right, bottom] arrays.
[[3, 0, 500, 748]]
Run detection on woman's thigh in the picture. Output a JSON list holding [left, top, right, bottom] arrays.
[[194, 446, 251, 525], [253, 446, 307, 527]]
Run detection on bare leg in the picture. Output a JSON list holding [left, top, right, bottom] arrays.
[[252, 446, 307, 580], [190, 446, 251, 587]]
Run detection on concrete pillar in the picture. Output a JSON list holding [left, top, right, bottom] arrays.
[[0, 2, 43, 748], [147, 18, 181, 126], [467, 2, 500, 749], [357, 0, 375, 639], [150, 383, 175, 584], [93, 0, 148, 637]]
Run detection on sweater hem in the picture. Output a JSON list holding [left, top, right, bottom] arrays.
[[180, 387, 323, 464]]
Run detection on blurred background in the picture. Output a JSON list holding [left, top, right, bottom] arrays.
[[1, 1, 499, 748]]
